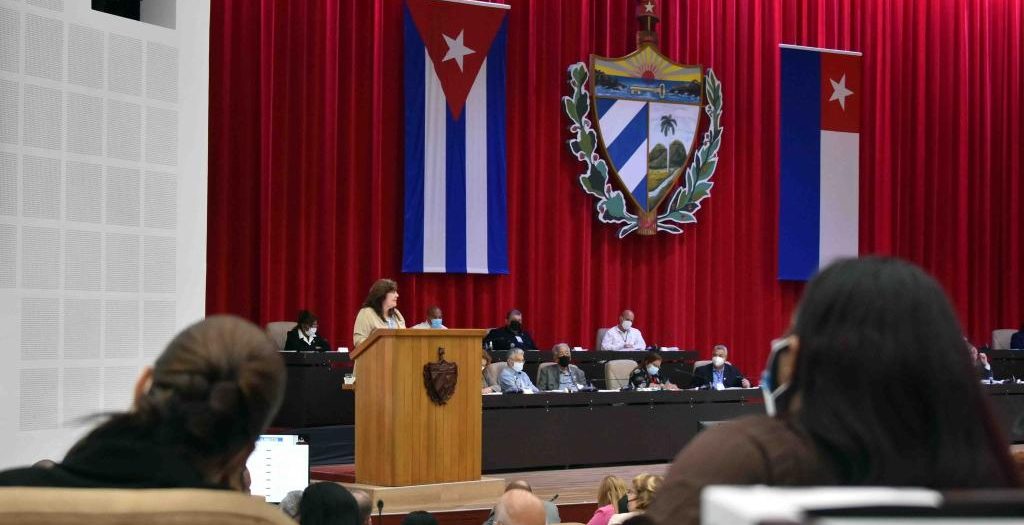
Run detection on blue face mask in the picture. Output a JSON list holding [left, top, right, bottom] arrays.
[[430, 318, 443, 329], [646, 365, 659, 376]]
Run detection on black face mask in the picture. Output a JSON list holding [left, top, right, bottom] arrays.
[[557, 356, 571, 367], [508, 320, 523, 333]]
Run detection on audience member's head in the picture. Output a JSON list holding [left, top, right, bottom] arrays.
[[299, 482, 360, 525], [280, 490, 304, 520], [482, 350, 493, 371], [401, 510, 438, 525], [596, 475, 628, 508], [629, 473, 662, 511], [77, 315, 285, 489], [786, 257, 1017, 487], [505, 479, 532, 492], [349, 488, 373, 525], [493, 488, 546, 525]]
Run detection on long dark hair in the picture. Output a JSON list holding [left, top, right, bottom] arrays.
[[361, 278, 398, 320], [790, 257, 1017, 487], [74, 316, 286, 483], [300, 482, 360, 525]]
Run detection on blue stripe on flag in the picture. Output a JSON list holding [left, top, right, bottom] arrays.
[[631, 178, 647, 209], [596, 97, 616, 117], [402, 5, 425, 273], [445, 105, 468, 273], [779, 48, 822, 281], [486, 20, 509, 274], [605, 107, 648, 170]]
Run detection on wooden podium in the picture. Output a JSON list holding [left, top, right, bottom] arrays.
[[350, 329, 486, 486]]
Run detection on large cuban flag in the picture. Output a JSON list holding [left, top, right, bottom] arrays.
[[778, 44, 862, 281], [402, 0, 510, 274]]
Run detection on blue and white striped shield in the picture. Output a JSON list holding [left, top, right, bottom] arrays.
[[590, 46, 704, 214]]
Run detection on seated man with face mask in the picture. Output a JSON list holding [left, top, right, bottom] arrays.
[[691, 344, 751, 389], [537, 343, 588, 391], [411, 305, 447, 329], [483, 309, 538, 350], [498, 349, 540, 393], [601, 310, 646, 351]]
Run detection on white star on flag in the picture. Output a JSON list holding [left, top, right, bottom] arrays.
[[829, 74, 854, 110], [644, 1, 656, 13], [442, 30, 474, 72]]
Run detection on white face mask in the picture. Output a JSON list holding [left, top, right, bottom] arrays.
[[307, 327, 317, 338], [712, 355, 725, 367], [512, 361, 524, 372], [621, 320, 633, 330], [646, 365, 659, 376]]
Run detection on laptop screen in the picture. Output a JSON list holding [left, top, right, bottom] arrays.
[[246, 434, 310, 503]]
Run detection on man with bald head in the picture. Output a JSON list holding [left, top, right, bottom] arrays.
[[494, 488, 547, 525], [601, 309, 647, 351], [483, 480, 559, 525]]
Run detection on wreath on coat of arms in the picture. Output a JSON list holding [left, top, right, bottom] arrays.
[[562, 0, 724, 238]]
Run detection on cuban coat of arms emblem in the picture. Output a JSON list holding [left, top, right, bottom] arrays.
[[564, 0, 724, 237]]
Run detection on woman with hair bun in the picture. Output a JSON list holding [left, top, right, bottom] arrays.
[[0, 315, 286, 489]]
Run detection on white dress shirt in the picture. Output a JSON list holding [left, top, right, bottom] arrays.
[[601, 325, 646, 351]]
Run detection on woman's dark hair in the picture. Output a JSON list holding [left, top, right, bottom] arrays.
[[641, 351, 662, 368], [362, 278, 398, 320], [297, 310, 318, 328], [299, 482, 360, 525], [78, 315, 286, 484], [790, 257, 1017, 487], [401, 511, 438, 525]]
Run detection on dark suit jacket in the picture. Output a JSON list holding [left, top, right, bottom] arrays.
[[691, 363, 746, 388], [537, 364, 587, 390], [483, 326, 537, 350], [284, 328, 331, 352], [1011, 331, 1024, 350], [0, 419, 220, 489]]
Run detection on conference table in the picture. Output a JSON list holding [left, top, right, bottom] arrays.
[[275, 351, 1024, 471]]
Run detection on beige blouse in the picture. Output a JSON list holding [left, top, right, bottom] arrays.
[[352, 306, 406, 347]]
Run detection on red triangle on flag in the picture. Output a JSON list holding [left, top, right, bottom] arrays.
[[407, 0, 508, 119]]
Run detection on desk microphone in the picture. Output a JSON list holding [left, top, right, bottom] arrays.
[[376, 499, 383, 524]]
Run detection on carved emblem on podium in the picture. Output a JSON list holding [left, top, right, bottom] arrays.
[[423, 347, 458, 405]]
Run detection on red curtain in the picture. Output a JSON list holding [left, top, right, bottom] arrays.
[[208, 0, 1024, 375]]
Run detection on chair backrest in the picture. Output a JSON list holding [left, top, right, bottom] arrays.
[[604, 359, 638, 389], [595, 328, 609, 352], [993, 329, 1016, 350], [536, 361, 557, 383], [694, 359, 712, 369], [0, 487, 296, 525], [265, 321, 298, 350], [485, 362, 509, 387]]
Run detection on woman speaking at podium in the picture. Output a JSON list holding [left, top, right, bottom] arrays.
[[353, 278, 406, 347]]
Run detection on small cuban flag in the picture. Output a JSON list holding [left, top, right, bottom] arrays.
[[778, 44, 863, 281], [402, 0, 510, 274]]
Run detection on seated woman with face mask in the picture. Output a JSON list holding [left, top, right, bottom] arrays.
[[0, 316, 286, 490], [646, 258, 1020, 525], [628, 352, 678, 390], [285, 310, 331, 352]]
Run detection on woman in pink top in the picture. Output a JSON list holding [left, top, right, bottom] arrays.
[[586, 475, 628, 525]]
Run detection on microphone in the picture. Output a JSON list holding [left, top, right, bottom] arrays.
[[376, 499, 383, 524], [550, 493, 560, 502]]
